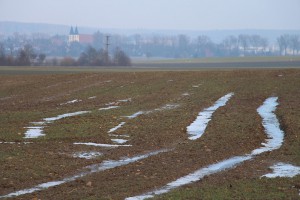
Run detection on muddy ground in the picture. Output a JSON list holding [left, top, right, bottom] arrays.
[[0, 69, 299, 199]]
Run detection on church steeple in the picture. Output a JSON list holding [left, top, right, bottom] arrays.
[[68, 26, 80, 43], [74, 26, 79, 35], [70, 26, 74, 35]]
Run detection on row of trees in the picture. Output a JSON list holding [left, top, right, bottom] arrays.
[[123, 34, 300, 58], [0, 43, 131, 66], [61, 46, 131, 66], [277, 34, 300, 55], [0, 44, 46, 66], [1, 32, 299, 64]]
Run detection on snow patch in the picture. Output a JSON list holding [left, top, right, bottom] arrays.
[[251, 97, 284, 155], [126, 155, 252, 200], [108, 122, 126, 133], [153, 104, 180, 112], [111, 139, 128, 144], [60, 99, 82, 105], [0, 142, 33, 144], [24, 111, 91, 138], [118, 98, 132, 102], [99, 106, 120, 111], [262, 163, 300, 178], [123, 111, 144, 119], [187, 92, 234, 140], [126, 97, 285, 199], [73, 152, 103, 159], [74, 142, 132, 148]]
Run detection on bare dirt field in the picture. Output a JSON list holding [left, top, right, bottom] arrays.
[[0, 67, 299, 199]]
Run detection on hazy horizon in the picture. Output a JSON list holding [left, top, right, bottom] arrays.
[[1, 0, 300, 31]]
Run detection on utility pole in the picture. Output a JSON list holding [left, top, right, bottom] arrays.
[[105, 35, 110, 64], [105, 35, 110, 53]]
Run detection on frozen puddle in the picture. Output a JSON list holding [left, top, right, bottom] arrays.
[[0, 149, 169, 199], [126, 97, 285, 200], [74, 142, 132, 148], [73, 152, 103, 159], [262, 163, 300, 178], [24, 111, 91, 138], [187, 93, 234, 140]]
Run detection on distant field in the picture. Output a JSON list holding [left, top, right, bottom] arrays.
[[0, 56, 300, 75], [0, 67, 299, 199], [133, 56, 300, 69]]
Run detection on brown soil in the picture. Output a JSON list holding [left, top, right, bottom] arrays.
[[0, 70, 299, 199]]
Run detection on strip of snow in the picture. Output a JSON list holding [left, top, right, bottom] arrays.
[[123, 111, 144, 119], [0, 142, 33, 144], [109, 134, 130, 138], [73, 152, 103, 159], [106, 102, 118, 106], [60, 99, 82, 105], [99, 106, 120, 111], [192, 84, 202, 88], [0, 149, 170, 199], [24, 111, 91, 139], [126, 155, 252, 200], [111, 139, 128, 144], [108, 122, 126, 133], [153, 104, 180, 112], [187, 93, 234, 140], [118, 98, 132, 102], [182, 92, 190, 96], [126, 97, 285, 200], [43, 111, 91, 122], [74, 142, 132, 147], [251, 97, 284, 155], [262, 163, 300, 178], [88, 96, 97, 99]]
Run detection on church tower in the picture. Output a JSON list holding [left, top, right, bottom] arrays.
[[68, 26, 80, 43]]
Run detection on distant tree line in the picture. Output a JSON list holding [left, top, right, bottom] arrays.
[[0, 43, 46, 66], [61, 46, 131, 66], [0, 32, 299, 66], [0, 42, 131, 66]]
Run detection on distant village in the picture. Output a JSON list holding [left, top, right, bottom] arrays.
[[0, 25, 299, 66]]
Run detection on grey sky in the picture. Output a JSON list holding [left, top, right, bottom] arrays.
[[0, 0, 299, 30]]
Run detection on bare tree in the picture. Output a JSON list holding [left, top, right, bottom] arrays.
[[37, 53, 46, 65], [113, 48, 131, 66], [289, 35, 300, 55], [238, 35, 249, 56], [277, 35, 289, 56]]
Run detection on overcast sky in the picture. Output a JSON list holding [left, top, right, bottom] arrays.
[[0, 0, 299, 30]]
